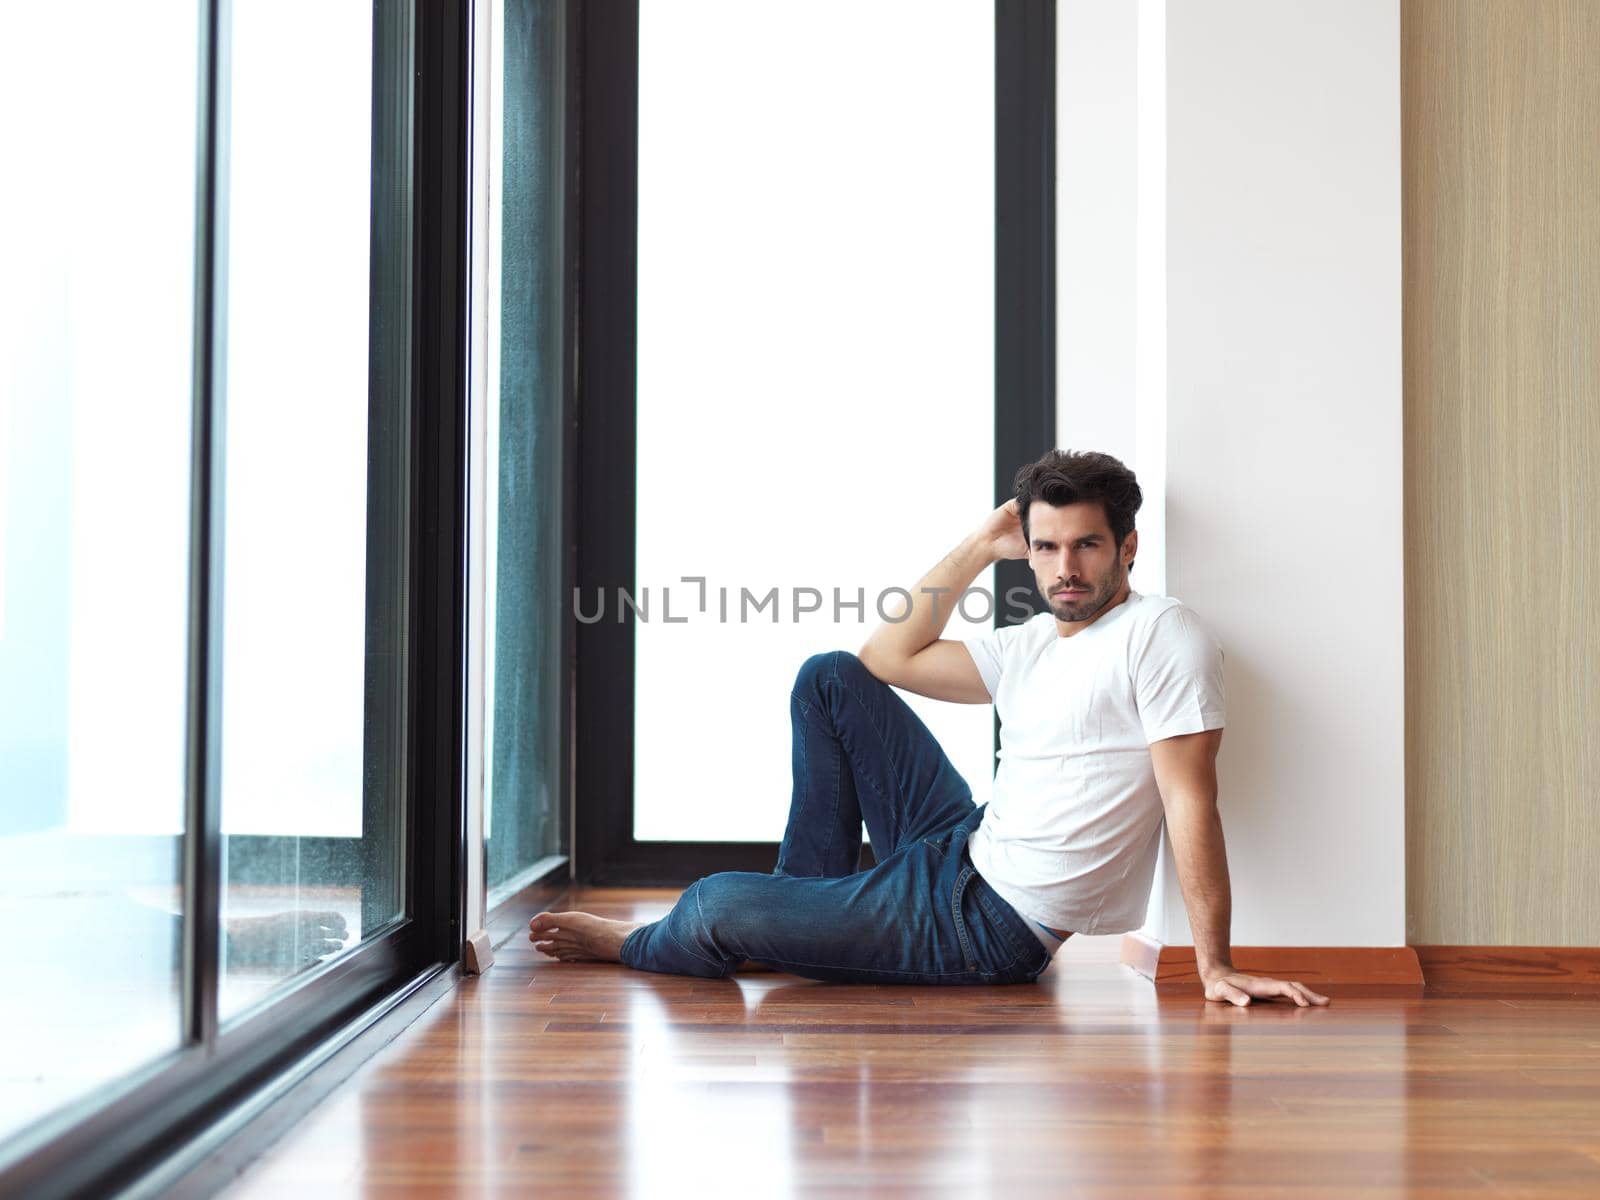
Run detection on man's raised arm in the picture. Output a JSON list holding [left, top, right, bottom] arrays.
[[857, 500, 1027, 704]]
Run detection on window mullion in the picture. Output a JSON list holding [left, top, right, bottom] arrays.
[[182, 0, 232, 1052]]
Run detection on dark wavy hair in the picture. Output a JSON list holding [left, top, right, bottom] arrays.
[[1013, 450, 1143, 547]]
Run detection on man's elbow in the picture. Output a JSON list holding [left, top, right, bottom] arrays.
[[856, 641, 898, 684], [1159, 787, 1221, 823]]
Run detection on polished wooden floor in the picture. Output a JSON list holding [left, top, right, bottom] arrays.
[[226, 888, 1600, 1198]]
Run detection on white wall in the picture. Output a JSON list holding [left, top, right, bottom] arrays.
[[1062, 0, 1405, 947], [1057, 1, 1138, 470], [1159, 0, 1403, 947], [1057, 0, 1168, 599]]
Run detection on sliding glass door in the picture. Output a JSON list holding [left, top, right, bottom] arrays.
[[218, 0, 405, 1021], [0, 1, 470, 1193], [0, 0, 199, 1142]]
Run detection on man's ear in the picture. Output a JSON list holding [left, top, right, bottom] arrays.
[[1122, 529, 1139, 568]]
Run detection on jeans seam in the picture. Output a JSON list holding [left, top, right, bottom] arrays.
[[675, 882, 733, 976], [789, 690, 841, 876], [666, 922, 726, 975], [797, 656, 908, 851], [951, 864, 978, 971], [829, 654, 919, 849], [828, 702, 842, 867]]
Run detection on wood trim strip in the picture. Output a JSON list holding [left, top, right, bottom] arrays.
[[1120, 936, 1425, 996], [1413, 946, 1600, 994], [1123, 938, 1600, 996]]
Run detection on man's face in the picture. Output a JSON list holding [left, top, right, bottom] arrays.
[[1025, 500, 1137, 624]]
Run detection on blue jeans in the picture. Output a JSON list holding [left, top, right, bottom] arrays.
[[618, 650, 1051, 985]]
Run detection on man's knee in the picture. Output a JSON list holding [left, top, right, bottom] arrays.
[[793, 649, 872, 699]]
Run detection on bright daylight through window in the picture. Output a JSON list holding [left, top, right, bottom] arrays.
[[633, 0, 997, 843]]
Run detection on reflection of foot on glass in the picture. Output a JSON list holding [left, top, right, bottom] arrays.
[[223, 911, 350, 967]]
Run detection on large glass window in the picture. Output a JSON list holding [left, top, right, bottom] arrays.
[[0, 0, 462, 1188], [216, 0, 398, 1021], [0, 0, 198, 1142], [632, 0, 996, 843], [483, 0, 567, 904]]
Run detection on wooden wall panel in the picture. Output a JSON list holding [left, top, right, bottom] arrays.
[[1403, 0, 1600, 944]]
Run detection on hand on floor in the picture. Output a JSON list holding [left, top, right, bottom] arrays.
[[1202, 969, 1330, 1007]]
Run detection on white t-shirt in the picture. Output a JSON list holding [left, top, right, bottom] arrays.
[[962, 590, 1225, 947]]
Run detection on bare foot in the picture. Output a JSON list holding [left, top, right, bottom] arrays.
[[528, 910, 642, 963]]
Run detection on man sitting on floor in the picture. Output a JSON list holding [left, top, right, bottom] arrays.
[[531, 449, 1329, 1007]]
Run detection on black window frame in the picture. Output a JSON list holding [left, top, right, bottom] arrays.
[[480, 0, 581, 909], [573, 0, 1057, 886], [0, 0, 471, 1194]]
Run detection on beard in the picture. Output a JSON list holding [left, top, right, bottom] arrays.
[[1044, 561, 1125, 623]]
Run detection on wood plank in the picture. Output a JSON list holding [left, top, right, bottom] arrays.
[[216, 887, 1600, 1197]]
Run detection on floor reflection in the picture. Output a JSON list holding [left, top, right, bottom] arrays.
[[622, 975, 796, 1199], [222, 896, 1600, 1198]]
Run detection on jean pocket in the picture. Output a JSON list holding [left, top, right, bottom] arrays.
[[968, 877, 1044, 980]]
